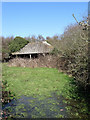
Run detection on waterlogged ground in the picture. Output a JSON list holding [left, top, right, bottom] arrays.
[[3, 94, 68, 118], [2, 64, 89, 118]]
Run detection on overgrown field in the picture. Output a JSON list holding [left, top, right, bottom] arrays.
[[2, 64, 89, 118], [3, 63, 71, 99]]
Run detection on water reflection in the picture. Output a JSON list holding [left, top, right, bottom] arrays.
[[2, 94, 68, 118]]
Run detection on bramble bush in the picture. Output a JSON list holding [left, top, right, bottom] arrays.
[[47, 23, 88, 89], [59, 24, 88, 89]]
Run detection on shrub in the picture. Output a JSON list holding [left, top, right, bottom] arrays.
[[46, 21, 89, 89], [2, 36, 13, 61], [9, 36, 29, 53], [57, 24, 88, 89], [50, 47, 60, 56]]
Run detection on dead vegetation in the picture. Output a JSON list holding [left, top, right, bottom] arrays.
[[8, 55, 57, 68]]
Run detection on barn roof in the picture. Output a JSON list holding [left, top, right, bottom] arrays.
[[12, 41, 53, 55]]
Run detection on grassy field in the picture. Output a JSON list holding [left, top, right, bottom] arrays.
[[2, 64, 89, 118], [2, 63, 71, 99]]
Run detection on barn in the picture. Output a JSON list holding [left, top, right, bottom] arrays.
[[11, 41, 54, 59]]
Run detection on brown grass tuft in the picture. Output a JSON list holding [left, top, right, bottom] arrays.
[[8, 55, 57, 68]]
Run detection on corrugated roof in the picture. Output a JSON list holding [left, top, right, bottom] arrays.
[[12, 41, 53, 55]]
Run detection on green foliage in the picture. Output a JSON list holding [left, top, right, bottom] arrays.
[[50, 47, 60, 56], [9, 36, 29, 53], [2, 36, 29, 60], [2, 36, 13, 60], [3, 64, 89, 118]]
